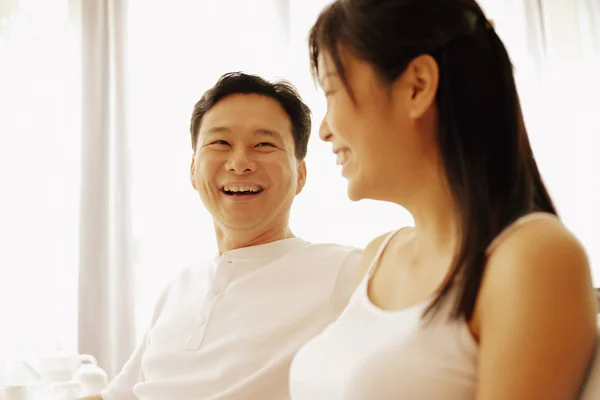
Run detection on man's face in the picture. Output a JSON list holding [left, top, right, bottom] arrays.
[[191, 93, 306, 234]]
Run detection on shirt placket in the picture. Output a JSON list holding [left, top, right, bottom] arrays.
[[186, 255, 236, 350]]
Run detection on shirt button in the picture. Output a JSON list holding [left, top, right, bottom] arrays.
[[214, 287, 221, 295], [198, 315, 206, 325]]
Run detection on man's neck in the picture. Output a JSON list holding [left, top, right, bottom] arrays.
[[215, 224, 295, 254]]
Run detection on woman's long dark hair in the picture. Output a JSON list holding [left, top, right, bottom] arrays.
[[309, 0, 558, 321]]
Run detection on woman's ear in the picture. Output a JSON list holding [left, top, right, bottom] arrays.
[[395, 54, 440, 120]]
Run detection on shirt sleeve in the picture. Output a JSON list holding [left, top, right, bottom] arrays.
[[330, 248, 363, 321], [101, 286, 171, 400], [100, 337, 147, 400]]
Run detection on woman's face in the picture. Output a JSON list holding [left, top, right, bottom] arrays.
[[317, 49, 440, 204]]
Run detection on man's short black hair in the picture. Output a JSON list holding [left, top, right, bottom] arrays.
[[190, 72, 312, 160]]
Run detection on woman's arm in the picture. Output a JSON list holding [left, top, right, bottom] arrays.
[[474, 217, 597, 399]]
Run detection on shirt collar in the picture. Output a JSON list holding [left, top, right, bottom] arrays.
[[208, 238, 309, 282], [207, 238, 310, 279], [221, 237, 308, 262]]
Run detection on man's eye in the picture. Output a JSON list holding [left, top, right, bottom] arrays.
[[210, 140, 229, 146], [256, 142, 275, 148]]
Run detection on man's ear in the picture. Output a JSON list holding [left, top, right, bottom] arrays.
[[393, 54, 439, 120], [190, 154, 197, 191], [296, 160, 307, 195]]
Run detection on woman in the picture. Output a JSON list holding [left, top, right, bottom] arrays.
[[289, 0, 598, 399]]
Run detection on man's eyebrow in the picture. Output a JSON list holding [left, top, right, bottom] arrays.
[[205, 126, 231, 135], [254, 129, 283, 140], [203, 127, 284, 141]]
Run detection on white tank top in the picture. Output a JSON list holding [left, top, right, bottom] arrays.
[[289, 213, 553, 400]]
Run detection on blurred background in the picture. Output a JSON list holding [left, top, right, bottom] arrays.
[[0, 0, 599, 385]]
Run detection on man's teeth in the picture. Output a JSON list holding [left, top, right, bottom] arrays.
[[223, 185, 262, 193]]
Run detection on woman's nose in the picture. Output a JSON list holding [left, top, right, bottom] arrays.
[[319, 117, 332, 142]]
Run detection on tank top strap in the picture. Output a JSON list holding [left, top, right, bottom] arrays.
[[485, 211, 557, 255], [366, 228, 407, 279]]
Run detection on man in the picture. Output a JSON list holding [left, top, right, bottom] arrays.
[[91, 72, 361, 399]]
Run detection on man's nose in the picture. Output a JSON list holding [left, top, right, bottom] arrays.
[[319, 117, 332, 142], [225, 149, 256, 174]]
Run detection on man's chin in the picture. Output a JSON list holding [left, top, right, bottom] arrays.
[[217, 215, 263, 232]]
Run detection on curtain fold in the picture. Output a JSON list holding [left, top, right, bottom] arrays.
[[578, 0, 600, 56], [0, 0, 81, 387], [534, 0, 600, 281], [78, 0, 135, 379], [522, 0, 546, 75]]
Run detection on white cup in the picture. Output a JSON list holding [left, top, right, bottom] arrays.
[[3, 385, 35, 400], [38, 355, 81, 385]]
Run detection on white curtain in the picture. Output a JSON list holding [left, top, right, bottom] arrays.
[[578, 0, 600, 56], [524, 0, 600, 282], [0, 0, 81, 386], [77, 0, 135, 379]]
